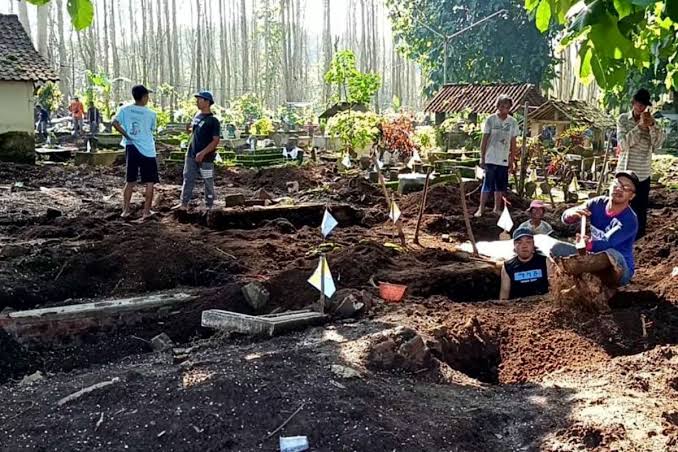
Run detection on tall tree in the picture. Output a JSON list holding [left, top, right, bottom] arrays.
[[322, 0, 332, 103], [36, 2, 49, 58], [17, 0, 30, 34], [56, 0, 70, 100], [387, 0, 558, 96], [240, 0, 250, 92], [526, 0, 678, 94]]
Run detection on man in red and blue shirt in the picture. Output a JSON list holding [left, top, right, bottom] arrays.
[[551, 171, 639, 286]]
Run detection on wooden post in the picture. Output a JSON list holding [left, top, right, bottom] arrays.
[[518, 102, 529, 197], [413, 167, 433, 245], [374, 155, 406, 246], [319, 253, 325, 314], [596, 134, 612, 195], [539, 147, 556, 209], [459, 176, 478, 257]]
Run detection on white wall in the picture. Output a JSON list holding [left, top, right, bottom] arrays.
[[0, 81, 34, 135]]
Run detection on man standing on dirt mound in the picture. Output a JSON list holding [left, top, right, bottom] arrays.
[[551, 171, 639, 289], [174, 91, 221, 211], [112, 85, 158, 221], [500, 228, 550, 300], [617, 89, 665, 239], [475, 95, 519, 218]]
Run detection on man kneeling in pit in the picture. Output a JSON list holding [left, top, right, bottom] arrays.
[[550, 171, 639, 289], [500, 228, 550, 300]]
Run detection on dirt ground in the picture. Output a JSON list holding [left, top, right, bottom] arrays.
[[0, 161, 677, 451]]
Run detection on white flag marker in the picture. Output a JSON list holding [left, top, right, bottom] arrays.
[[497, 206, 514, 232], [389, 201, 401, 223], [341, 153, 352, 168], [307, 255, 336, 298], [320, 208, 338, 238]]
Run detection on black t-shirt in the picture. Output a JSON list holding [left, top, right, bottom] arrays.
[[188, 113, 221, 162], [504, 253, 549, 299]]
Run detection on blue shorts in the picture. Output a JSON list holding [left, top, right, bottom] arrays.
[[482, 164, 509, 193], [550, 242, 632, 286]]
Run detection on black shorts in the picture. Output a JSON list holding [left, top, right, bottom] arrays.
[[125, 145, 159, 184]]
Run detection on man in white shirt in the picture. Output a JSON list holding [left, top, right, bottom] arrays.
[[475, 95, 519, 217]]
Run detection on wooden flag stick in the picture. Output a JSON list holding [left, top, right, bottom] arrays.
[[459, 177, 478, 257], [319, 254, 326, 314], [414, 167, 433, 245]]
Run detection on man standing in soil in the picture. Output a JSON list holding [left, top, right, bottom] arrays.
[[551, 171, 639, 288], [617, 89, 665, 239], [174, 91, 221, 210], [500, 228, 550, 300], [475, 95, 519, 217], [68, 96, 84, 136], [36, 105, 49, 138], [87, 101, 101, 139], [112, 85, 158, 220]]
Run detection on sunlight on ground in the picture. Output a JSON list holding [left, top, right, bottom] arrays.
[[181, 369, 214, 388]]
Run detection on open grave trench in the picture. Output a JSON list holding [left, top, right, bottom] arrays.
[[0, 197, 505, 383], [2, 164, 677, 406]]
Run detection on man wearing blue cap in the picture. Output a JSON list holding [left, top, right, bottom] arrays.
[[500, 227, 550, 300], [174, 91, 221, 210]]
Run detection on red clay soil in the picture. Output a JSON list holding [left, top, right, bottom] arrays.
[[382, 289, 678, 384]]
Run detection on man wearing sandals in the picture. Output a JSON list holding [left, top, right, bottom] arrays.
[[112, 85, 158, 220]]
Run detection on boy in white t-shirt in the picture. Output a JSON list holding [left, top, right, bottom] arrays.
[[475, 95, 519, 217]]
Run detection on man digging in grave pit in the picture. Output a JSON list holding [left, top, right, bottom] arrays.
[[550, 171, 639, 289], [475, 95, 519, 218], [500, 228, 550, 300], [112, 85, 159, 221], [173, 91, 221, 211]]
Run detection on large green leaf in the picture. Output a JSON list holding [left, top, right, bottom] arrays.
[[589, 12, 636, 59], [590, 53, 608, 89], [578, 44, 593, 80], [67, 0, 94, 31], [535, 0, 552, 32], [612, 0, 634, 19]]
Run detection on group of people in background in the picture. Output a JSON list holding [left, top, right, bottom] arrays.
[[487, 89, 665, 301], [35, 96, 101, 141]]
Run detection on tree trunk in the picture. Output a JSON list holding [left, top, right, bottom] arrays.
[[110, 0, 120, 102], [163, 0, 172, 92], [194, 0, 203, 90], [240, 0, 249, 92], [171, 0, 180, 108], [17, 0, 30, 36], [36, 2, 49, 58], [322, 0, 332, 103], [56, 0, 70, 102], [219, 0, 228, 103]]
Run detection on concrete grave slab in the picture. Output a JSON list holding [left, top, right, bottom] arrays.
[[201, 309, 327, 336]]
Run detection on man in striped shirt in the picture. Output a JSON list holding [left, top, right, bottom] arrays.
[[616, 88, 665, 239]]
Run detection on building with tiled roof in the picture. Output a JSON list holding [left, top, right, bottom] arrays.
[[0, 14, 59, 163]]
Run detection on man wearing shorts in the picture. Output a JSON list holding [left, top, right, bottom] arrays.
[[475, 95, 519, 217], [551, 171, 639, 287], [112, 85, 158, 220]]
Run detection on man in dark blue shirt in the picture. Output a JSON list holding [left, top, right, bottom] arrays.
[[174, 91, 221, 210]]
